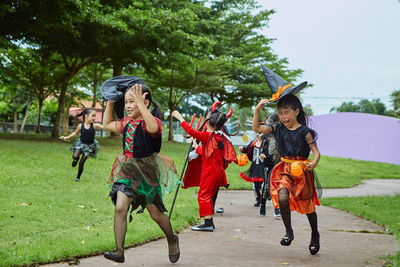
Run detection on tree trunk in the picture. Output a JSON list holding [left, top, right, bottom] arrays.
[[113, 64, 122, 77], [62, 106, 70, 135], [51, 81, 68, 138], [20, 102, 31, 133], [92, 66, 98, 107], [36, 101, 43, 133], [13, 109, 18, 133], [168, 108, 174, 141]]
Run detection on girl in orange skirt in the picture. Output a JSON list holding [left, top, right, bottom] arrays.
[[252, 65, 321, 255]]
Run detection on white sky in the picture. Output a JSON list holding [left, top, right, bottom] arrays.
[[258, 0, 400, 115]]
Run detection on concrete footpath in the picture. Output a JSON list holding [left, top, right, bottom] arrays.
[[45, 179, 400, 267]]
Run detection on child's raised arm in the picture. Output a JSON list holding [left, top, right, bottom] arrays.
[[129, 84, 159, 134], [94, 123, 104, 131], [172, 110, 209, 144], [103, 101, 118, 133], [60, 124, 81, 141], [252, 99, 273, 134]]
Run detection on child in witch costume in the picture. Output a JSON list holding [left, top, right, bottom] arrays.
[[60, 107, 102, 182], [102, 81, 180, 263], [252, 64, 321, 255], [172, 102, 236, 231]]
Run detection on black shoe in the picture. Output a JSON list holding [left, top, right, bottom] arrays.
[[280, 233, 294, 246], [168, 234, 180, 263], [259, 204, 266, 216], [191, 223, 214, 232], [274, 209, 281, 217], [216, 207, 224, 214], [254, 200, 261, 207], [72, 159, 78, 167], [309, 232, 320, 255], [104, 251, 125, 263], [75, 177, 80, 182]]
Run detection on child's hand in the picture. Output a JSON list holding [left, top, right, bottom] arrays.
[[256, 99, 269, 110], [172, 110, 184, 122], [259, 153, 266, 160], [305, 161, 317, 171], [238, 146, 243, 152], [60, 136, 69, 142], [127, 84, 148, 106]]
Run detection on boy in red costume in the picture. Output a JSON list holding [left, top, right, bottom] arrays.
[[172, 102, 236, 231]]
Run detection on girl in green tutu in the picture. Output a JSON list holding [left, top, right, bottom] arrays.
[[102, 83, 179, 264]]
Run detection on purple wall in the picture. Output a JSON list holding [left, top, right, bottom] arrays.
[[309, 113, 400, 165]]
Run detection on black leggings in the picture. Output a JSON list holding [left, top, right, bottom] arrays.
[[278, 188, 318, 236], [73, 149, 89, 179]]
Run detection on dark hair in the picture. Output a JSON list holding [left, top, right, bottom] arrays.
[[125, 84, 161, 119], [76, 107, 96, 122], [277, 94, 308, 126], [208, 111, 228, 131]]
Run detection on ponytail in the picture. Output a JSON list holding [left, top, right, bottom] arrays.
[[76, 107, 96, 122], [140, 84, 162, 119]]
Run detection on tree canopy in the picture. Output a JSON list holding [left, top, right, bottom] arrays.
[[0, 0, 307, 138]]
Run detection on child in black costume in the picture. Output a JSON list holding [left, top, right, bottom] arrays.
[[60, 107, 102, 182], [260, 114, 281, 217], [253, 64, 321, 255], [239, 130, 268, 209]]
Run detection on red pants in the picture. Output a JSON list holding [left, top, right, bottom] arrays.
[[198, 174, 221, 217]]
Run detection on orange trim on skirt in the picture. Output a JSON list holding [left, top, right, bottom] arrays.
[[271, 161, 320, 214]]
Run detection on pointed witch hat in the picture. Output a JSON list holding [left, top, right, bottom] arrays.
[[100, 75, 146, 119], [261, 64, 307, 103], [101, 75, 146, 102]]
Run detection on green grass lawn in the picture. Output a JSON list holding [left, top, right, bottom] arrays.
[[0, 135, 199, 266], [0, 133, 399, 266], [322, 196, 400, 266]]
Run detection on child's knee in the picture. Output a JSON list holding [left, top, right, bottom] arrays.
[[115, 204, 129, 216]]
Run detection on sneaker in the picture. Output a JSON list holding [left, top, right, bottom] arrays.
[[72, 159, 78, 167], [216, 207, 224, 214], [259, 204, 266, 216], [254, 200, 261, 207], [274, 208, 281, 217], [75, 177, 80, 182]]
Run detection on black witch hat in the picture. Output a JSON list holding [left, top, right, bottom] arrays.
[[261, 64, 307, 103], [100, 75, 146, 119]]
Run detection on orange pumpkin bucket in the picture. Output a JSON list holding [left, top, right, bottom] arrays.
[[237, 153, 249, 166], [290, 161, 305, 176]]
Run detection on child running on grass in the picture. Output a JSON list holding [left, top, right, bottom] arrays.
[[102, 82, 179, 264], [252, 65, 321, 255], [60, 107, 102, 182]]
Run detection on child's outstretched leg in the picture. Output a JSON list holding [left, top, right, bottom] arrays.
[[278, 188, 294, 246], [75, 154, 88, 182], [306, 211, 320, 255], [72, 149, 82, 167], [104, 191, 131, 263], [147, 204, 180, 263]]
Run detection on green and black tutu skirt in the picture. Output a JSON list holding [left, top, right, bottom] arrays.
[[70, 138, 100, 158], [109, 152, 178, 215]]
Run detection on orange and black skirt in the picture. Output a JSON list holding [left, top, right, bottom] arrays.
[[270, 160, 320, 214]]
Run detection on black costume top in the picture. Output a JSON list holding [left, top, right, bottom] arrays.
[[117, 117, 162, 158], [80, 123, 95, 144], [274, 124, 316, 159]]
